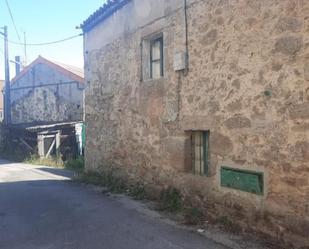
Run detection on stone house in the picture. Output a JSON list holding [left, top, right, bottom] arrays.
[[81, 0, 309, 247], [10, 56, 84, 125], [8, 56, 85, 158]]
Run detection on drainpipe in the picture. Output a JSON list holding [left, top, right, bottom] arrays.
[[1, 26, 11, 124], [184, 0, 189, 75]]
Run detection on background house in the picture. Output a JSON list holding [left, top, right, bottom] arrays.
[[81, 0, 309, 247], [10, 56, 84, 125], [8, 56, 85, 158]]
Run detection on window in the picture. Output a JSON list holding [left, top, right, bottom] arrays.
[[191, 131, 210, 175], [150, 37, 163, 79], [141, 34, 164, 81]]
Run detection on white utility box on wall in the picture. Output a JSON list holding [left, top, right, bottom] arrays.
[[173, 52, 187, 71]]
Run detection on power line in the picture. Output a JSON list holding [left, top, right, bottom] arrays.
[[0, 45, 16, 67], [4, 0, 22, 43], [8, 33, 83, 46]]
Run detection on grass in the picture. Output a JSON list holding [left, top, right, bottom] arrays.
[[25, 154, 64, 167], [23, 154, 85, 172], [64, 157, 85, 172], [127, 182, 146, 200], [77, 171, 205, 224], [77, 171, 148, 199], [77, 171, 127, 193]]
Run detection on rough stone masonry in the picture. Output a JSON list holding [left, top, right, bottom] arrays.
[[10, 57, 84, 125], [83, 0, 309, 247]]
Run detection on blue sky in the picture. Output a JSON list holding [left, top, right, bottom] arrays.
[[0, 0, 104, 79]]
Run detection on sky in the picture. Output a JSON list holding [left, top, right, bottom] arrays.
[[0, 0, 105, 79]]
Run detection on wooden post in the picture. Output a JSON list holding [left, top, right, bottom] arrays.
[[19, 138, 33, 151], [55, 131, 61, 157], [45, 138, 56, 158], [37, 133, 45, 158]]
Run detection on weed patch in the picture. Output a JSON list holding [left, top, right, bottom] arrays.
[[77, 171, 126, 193], [77, 172, 105, 186], [217, 216, 234, 228], [183, 207, 204, 225], [64, 157, 84, 172], [23, 154, 85, 173], [25, 154, 64, 168], [127, 182, 146, 200], [158, 187, 183, 212]]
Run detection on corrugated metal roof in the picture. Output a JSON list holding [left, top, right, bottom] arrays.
[[81, 0, 131, 32], [10, 56, 84, 85], [49, 59, 84, 79], [11, 121, 83, 131]]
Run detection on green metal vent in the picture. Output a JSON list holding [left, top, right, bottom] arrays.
[[220, 167, 264, 195]]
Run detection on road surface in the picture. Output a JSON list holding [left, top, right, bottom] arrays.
[[0, 159, 229, 249]]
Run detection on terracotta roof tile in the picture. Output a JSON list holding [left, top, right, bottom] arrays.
[[81, 0, 131, 32]]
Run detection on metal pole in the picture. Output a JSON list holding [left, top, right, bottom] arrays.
[[3, 26, 11, 124], [23, 31, 27, 66]]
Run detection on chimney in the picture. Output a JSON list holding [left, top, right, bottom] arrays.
[[15, 56, 20, 75]]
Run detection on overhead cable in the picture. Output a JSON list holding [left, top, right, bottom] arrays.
[[4, 0, 22, 43], [8, 33, 83, 46]]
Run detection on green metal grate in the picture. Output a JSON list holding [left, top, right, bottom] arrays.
[[220, 167, 264, 195]]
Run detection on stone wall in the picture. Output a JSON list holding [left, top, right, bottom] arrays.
[[11, 62, 84, 124], [84, 0, 309, 247]]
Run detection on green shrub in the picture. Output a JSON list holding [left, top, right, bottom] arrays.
[[217, 216, 233, 227], [128, 182, 146, 200], [77, 171, 126, 193], [159, 187, 183, 212], [64, 157, 84, 171], [78, 172, 106, 186], [183, 207, 204, 225]]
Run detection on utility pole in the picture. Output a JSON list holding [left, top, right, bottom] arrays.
[[0, 26, 11, 125], [23, 31, 27, 66]]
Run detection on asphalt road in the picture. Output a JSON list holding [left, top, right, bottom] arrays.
[[0, 159, 228, 249]]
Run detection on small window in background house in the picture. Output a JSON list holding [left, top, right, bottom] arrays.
[[192, 131, 210, 175], [150, 37, 163, 79]]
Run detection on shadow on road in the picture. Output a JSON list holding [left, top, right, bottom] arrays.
[[0, 159, 19, 165], [0, 178, 228, 249], [0, 158, 75, 179], [36, 167, 74, 178]]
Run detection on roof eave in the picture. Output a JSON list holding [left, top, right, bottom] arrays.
[[81, 0, 131, 33]]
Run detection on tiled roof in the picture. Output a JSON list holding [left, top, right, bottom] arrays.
[[81, 0, 131, 32]]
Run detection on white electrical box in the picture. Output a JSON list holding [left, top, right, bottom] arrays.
[[173, 52, 187, 71]]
